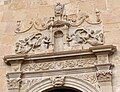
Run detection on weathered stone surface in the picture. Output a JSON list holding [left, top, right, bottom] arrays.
[[0, 0, 120, 92]]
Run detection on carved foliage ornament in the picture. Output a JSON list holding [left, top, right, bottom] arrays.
[[21, 58, 96, 72], [20, 73, 97, 90]]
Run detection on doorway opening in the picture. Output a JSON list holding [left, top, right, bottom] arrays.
[[43, 87, 82, 92]]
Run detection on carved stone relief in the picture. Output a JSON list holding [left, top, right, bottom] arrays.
[[7, 78, 21, 90], [14, 2, 102, 34], [96, 70, 112, 82], [5, 45, 117, 92], [20, 78, 42, 90], [51, 76, 65, 87], [20, 73, 98, 91], [15, 33, 51, 54], [67, 28, 104, 49], [21, 58, 96, 72], [14, 3, 104, 54]]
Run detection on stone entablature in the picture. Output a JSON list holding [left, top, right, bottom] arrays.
[[4, 45, 116, 92]]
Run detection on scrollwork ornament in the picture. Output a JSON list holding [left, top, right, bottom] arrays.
[[21, 58, 96, 72]]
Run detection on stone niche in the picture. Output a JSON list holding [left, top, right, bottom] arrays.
[[4, 3, 117, 92]]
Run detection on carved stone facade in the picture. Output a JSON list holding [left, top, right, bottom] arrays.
[[4, 45, 116, 92], [14, 2, 104, 54], [1, 0, 120, 92]]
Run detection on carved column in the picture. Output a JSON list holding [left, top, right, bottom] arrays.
[[91, 45, 116, 92], [4, 56, 24, 92]]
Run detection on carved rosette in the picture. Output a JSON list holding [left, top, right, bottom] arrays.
[[96, 70, 112, 82]]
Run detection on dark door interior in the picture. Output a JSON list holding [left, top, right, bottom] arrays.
[[44, 87, 82, 92]]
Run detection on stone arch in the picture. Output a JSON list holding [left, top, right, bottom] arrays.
[[26, 76, 99, 92]]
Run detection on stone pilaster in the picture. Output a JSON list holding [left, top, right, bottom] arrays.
[[4, 56, 24, 92]]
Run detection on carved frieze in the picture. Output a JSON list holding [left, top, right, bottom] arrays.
[[21, 58, 96, 72]]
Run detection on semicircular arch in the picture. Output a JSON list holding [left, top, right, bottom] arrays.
[[25, 76, 99, 92]]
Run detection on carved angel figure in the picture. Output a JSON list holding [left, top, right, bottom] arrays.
[[67, 34, 78, 47], [41, 36, 50, 50], [15, 33, 51, 54], [67, 28, 104, 48]]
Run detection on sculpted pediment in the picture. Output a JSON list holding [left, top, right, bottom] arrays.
[[14, 3, 104, 54]]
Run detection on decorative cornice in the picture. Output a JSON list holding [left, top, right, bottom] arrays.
[[4, 45, 116, 65]]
